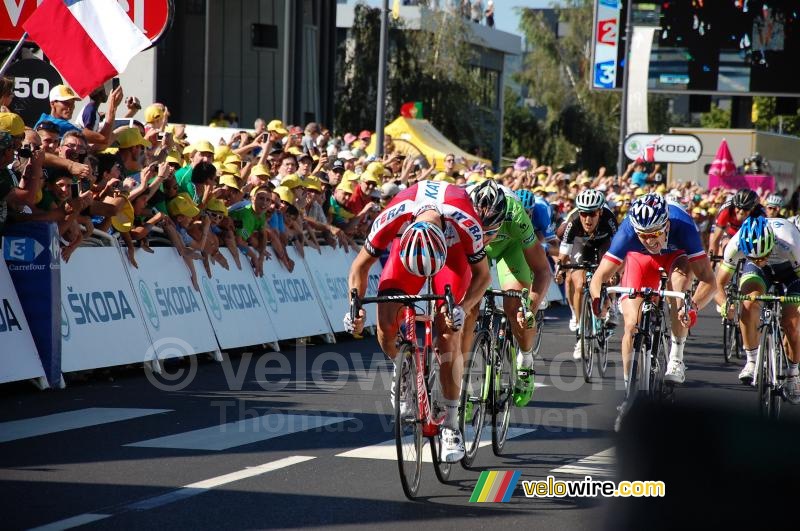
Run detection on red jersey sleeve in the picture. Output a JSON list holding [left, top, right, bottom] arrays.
[[441, 185, 486, 261], [363, 186, 416, 256]]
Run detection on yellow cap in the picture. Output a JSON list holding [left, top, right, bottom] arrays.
[[274, 185, 295, 204], [360, 171, 380, 185], [219, 174, 241, 190], [0, 112, 25, 136], [191, 140, 215, 155], [634, 188, 646, 196], [343, 170, 359, 182], [281, 174, 303, 189], [206, 198, 228, 216], [366, 161, 385, 175], [656, 184, 667, 194], [304, 178, 322, 192], [287, 146, 303, 156], [117, 127, 151, 149], [692, 207, 703, 215], [167, 193, 200, 218], [466, 174, 486, 184], [250, 184, 272, 199], [144, 104, 164, 124], [433, 172, 455, 183], [267, 119, 288, 135], [251, 164, 271, 178], [212, 161, 222, 172], [224, 154, 242, 165], [222, 163, 240, 177], [485, 169, 495, 178], [336, 179, 355, 194], [708, 207, 718, 215], [214, 144, 233, 162], [111, 199, 135, 233], [165, 150, 182, 165]]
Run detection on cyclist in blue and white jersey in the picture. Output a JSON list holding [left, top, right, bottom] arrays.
[[714, 216, 800, 402]]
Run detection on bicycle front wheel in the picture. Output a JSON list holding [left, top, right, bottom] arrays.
[[650, 332, 669, 401], [532, 310, 544, 357], [460, 330, 490, 469], [723, 319, 734, 364], [394, 344, 422, 500], [492, 327, 515, 456], [756, 327, 775, 419], [580, 295, 595, 382]]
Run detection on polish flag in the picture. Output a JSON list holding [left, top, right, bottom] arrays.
[[23, 0, 151, 97]]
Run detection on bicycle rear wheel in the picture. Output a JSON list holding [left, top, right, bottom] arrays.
[[394, 343, 422, 500], [597, 321, 609, 378], [492, 327, 515, 456], [723, 319, 734, 363], [579, 295, 595, 382], [460, 330, 490, 469], [772, 331, 786, 420]]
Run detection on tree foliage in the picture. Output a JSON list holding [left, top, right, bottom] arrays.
[[699, 103, 730, 129], [513, 0, 680, 172], [336, 3, 494, 159]]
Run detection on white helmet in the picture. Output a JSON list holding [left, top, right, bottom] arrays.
[[629, 193, 669, 232], [398, 221, 448, 277], [576, 189, 605, 212]]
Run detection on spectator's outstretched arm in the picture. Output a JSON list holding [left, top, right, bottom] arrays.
[[88, 86, 124, 147]]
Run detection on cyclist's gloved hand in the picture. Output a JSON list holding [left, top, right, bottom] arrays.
[[447, 304, 465, 331], [343, 308, 365, 335], [686, 308, 697, 328]]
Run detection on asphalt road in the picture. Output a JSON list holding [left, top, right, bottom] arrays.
[[2, 304, 799, 530]]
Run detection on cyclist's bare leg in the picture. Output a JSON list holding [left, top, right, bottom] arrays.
[[434, 311, 463, 401], [738, 279, 764, 351], [502, 280, 535, 352], [376, 301, 405, 359], [620, 296, 644, 380], [460, 303, 481, 360], [780, 303, 800, 363], [568, 270, 584, 324], [565, 270, 577, 321]]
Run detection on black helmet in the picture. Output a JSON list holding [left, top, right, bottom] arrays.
[[468, 180, 507, 230], [733, 189, 758, 210]]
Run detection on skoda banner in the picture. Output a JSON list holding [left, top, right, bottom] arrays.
[[624, 133, 703, 164], [257, 247, 333, 340], [0, 253, 46, 385], [2, 222, 61, 386], [302, 247, 383, 332], [125, 247, 219, 359], [197, 248, 279, 349], [60, 247, 153, 373]]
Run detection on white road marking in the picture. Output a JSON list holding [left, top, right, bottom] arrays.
[[126, 414, 354, 451], [336, 426, 536, 462], [0, 408, 171, 443], [29, 513, 111, 531], [30, 456, 315, 529], [551, 447, 615, 477]]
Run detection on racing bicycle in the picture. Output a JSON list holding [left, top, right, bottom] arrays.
[[560, 261, 610, 382], [716, 256, 745, 363], [350, 282, 455, 500], [607, 268, 690, 432], [731, 290, 800, 420], [460, 288, 532, 467]]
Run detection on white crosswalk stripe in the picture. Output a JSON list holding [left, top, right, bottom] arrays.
[[550, 447, 615, 477]]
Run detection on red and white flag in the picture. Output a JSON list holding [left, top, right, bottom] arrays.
[[23, 0, 151, 97]]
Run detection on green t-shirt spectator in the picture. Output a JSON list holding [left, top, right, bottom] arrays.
[[175, 165, 197, 203], [229, 204, 266, 240]]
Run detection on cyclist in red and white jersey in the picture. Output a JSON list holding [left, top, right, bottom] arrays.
[[709, 189, 766, 257], [346, 180, 492, 462]]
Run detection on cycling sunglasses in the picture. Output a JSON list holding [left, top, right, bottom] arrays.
[[636, 228, 666, 241]]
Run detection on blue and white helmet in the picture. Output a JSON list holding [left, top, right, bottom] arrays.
[[738, 216, 775, 258], [628, 193, 669, 232], [765, 194, 783, 208]]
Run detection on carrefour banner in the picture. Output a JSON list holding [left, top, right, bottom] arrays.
[[2, 222, 61, 386], [302, 247, 383, 332], [0, 253, 47, 385], [197, 248, 279, 349], [60, 248, 153, 373], [125, 247, 219, 359], [256, 247, 333, 340]]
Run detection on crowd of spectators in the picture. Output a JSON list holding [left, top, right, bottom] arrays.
[[1, 75, 799, 293]]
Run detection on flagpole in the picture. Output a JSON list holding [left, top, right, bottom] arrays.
[[374, 0, 389, 158], [0, 32, 28, 78]]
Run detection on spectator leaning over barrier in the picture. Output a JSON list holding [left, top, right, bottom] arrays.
[[0, 113, 42, 209], [205, 197, 241, 270], [327, 178, 371, 236], [76, 84, 124, 145], [274, 182, 315, 257], [229, 185, 273, 275], [167, 192, 208, 283], [116, 127, 151, 187], [34, 166, 92, 262], [175, 140, 215, 201], [1, 131, 43, 234], [301, 175, 351, 250]]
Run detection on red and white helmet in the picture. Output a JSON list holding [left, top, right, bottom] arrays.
[[398, 221, 448, 277]]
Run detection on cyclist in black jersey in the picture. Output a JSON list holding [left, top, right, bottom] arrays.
[[554, 191, 618, 358]]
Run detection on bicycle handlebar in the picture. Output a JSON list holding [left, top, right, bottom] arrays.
[[729, 294, 800, 304], [558, 262, 598, 271], [349, 285, 456, 322], [606, 286, 686, 300]]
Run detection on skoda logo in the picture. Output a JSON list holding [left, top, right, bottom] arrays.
[[260, 277, 279, 313], [202, 277, 223, 320], [138, 279, 160, 330], [60, 303, 70, 340], [628, 139, 641, 154]]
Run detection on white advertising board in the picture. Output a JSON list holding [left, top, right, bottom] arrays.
[[197, 248, 279, 349], [60, 248, 153, 372], [0, 254, 46, 384], [255, 247, 333, 339], [125, 247, 220, 359]]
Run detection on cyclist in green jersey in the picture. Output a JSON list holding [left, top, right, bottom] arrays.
[[463, 181, 553, 403]]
